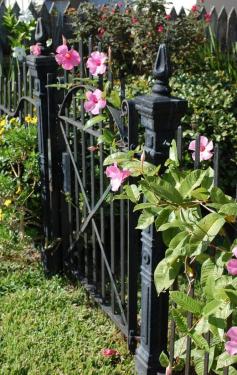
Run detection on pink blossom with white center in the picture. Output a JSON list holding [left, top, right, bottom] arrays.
[[105, 163, 130, 192], [86, 51, 107, 77], [55, 44, 80, 70], [226, 259, 237, 275], [30, 43, 42, 56], [188, 136, 213, 161], [225, 327, 237, 355], [84, 89, 106, 115]]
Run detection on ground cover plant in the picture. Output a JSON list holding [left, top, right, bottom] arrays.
[[0, 245, 134, 375]]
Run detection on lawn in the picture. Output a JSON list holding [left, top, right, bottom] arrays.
[[0, 245, 134, 375]]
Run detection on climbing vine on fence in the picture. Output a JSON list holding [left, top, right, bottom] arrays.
[[104, 141, 237, 374]]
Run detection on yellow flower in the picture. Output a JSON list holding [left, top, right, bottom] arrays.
[[4, 199, 12, 207], [0, 128, 4, 135], [25, 115, 37, 125], [0, 119, 5, 127], [30, 116, 37, 125], [16, 186, 22, 195], [25, 114, 32, 123], [0, 209, 4, 221]]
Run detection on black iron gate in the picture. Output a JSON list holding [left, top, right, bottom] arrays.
[[56, 82, 140, 350]]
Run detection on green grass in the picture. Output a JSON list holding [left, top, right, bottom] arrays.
[[0, 246, 135, 375]]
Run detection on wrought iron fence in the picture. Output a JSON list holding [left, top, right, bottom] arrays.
[[0, 19, 237, 375]]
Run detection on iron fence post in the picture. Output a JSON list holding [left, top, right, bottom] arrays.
[[134, 44, 187, 375], [26, 18, 62, 274]]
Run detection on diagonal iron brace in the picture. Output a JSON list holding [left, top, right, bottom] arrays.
[[60, 121, 127, 326]]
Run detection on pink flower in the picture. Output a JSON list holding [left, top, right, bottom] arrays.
[[88, 145, 98, 152], [166, 366, 172, 375], [233, 246, 237, 258], [188, 136, 213, 161], [225, 327, 237, 355], [117, 2, 123, 7], [55, 44, 80, 70], [86, 51, 107, 77], [165, 14, 171, 20], [101, 348, 119, 357], [30, 43, 42, 56], [226, 259, 237, 275], [131, 16, 139, 24], [105, 163, 130, 192], [157, 25, 164, 33], [191, 5, 198, 12], [98, 27, 106, 38], [84, 89, 106, 115], [204, 13, 212, 23]]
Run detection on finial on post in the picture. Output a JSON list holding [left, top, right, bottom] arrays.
[[35, 17, 49, 55], [152, 44, 171, 96]]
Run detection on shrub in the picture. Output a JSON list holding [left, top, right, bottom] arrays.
[[0, 115, 40, 248], [72, 0, 206, 76], [170, 70, 237, 193]]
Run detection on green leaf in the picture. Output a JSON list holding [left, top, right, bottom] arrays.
[[158, 219, 186, 232], [216, 352, 237, 370], [191, 187, 209, 201], [204, 275, 215, 299], [150, 179, 183, 204], [201, 167, 214, 191], [179, 169, 207, 198], [154, 258, 181, 294], [97, 129, 114, 145], [155, 207, 173, 231], [194, 354, 205, 375], [202, 300, 223, 317], [159, 352, 170, 368], [107, 90, 121, 108], [189, 213, 225, 254], [219, 203, 237, 216], [174, 336, 187, 357], [201, 258, 219, 286], [171, 309, 188, 332], [211, 187, 232, 204], [84, 115, 106, 130], [103, 151, 133, 166], [170, 291, 203, 314], [228, 367, 237, 375], [191, 332, 209, 351], [208, 316, 226, 330], [195, 317, 209, 335], [136, 211, 154, 230], [162, 228, 180, 248], [134, 203, 157, 212], [124, 184, 140, 203]]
